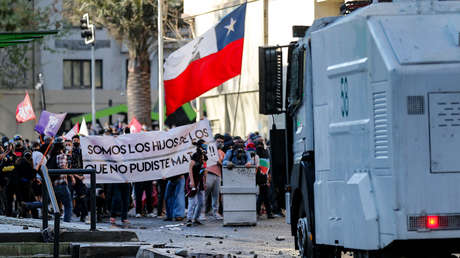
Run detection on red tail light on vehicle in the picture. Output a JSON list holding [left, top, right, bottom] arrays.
[[408, 214, 460, 231], [426, 216, 439, 229]]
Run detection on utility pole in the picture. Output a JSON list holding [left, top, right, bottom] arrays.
[[264, 0, 268, 45], [91, 43, 96, 129], [80, 13, 96, 130], [35, 73, 46, 110], [158, 0, 165, 131]]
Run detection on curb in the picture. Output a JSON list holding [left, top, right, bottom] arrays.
[[0, 215, 105, 231]]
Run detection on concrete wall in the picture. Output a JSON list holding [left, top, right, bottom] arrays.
[[0, 90, 40, 139]]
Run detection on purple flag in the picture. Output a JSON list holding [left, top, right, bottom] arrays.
[[34, 111, 67, 137]]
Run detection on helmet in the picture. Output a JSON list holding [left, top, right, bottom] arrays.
[[23, 151, 32, 159], [1, 136, 9, 145], [54, 137, 64, 144], [13, 135, 22, 141]]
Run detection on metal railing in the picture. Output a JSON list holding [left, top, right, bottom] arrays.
[[40, 167, 97, 258], [39, 165, 61, 258]]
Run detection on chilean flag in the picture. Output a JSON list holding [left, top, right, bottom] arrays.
[[164, 3, 246, 115]]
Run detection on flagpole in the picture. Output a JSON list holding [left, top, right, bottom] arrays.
[[158, 0, 165, 131], [196, 97, 201, 122]]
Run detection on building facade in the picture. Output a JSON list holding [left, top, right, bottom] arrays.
[[182, 0, 342, 138], [0, 0, 183, 139]]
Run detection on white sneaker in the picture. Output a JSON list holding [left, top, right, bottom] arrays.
[[135, 213, 142, 218], [199, 214, 206, 221], [214, 213, 223, 220], [147, 213, 156, 218]]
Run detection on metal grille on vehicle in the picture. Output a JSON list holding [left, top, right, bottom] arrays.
[[373, 91, 389, 159], [434, 100, 460, 127], [407, 96, 425, 115]]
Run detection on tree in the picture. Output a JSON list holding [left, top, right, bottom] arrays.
[[0, 0, 60, 89], [66, 0, 189, 127]]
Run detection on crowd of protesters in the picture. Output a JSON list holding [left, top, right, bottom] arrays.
[[0, 122, 284, 226]]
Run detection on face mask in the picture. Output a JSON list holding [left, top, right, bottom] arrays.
[[201, 144, 208, 150], [73, 142, 80, 148], [217, 143, 224, 149], [66, 146, 72, 152]]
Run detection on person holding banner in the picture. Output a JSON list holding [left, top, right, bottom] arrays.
[[164, 174, 186, 221], [134, 180, 155, 218], [110, 127, 132, 225]]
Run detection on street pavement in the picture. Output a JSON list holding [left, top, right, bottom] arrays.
[[128, 215, 298, 257], [0, 214, 299, 257]]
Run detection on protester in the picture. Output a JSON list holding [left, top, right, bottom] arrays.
[[203, 135, 225, 220], [223, 138, 253, 168], [134, 180, 155, 218], [164, 174, 185, 221], [255, 138, 273, 219], [110, 183, 131, 224], [2, 140, 16, 217], [222, 134, 233, 153], [47, 137, 74, 222], [15, 150, 38, 218], [155, 179, 167, 217], [186, 140, 208, 226], [71, 135, 82, 168], [68, 134, 88, 222], [110, 127, 132, 225], [2, 109, 282, 229], [0, 141, 9, 215]]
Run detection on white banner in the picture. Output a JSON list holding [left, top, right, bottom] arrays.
[[81, 119, 218, 183]]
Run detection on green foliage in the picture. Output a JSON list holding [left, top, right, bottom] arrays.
[[0, 0, 60, 88], [66, 0, 188, 54]]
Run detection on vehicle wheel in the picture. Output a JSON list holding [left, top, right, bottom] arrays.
[[297, 217, 314, 258]]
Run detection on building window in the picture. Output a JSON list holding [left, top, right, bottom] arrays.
[[63, 60, 103, 89]]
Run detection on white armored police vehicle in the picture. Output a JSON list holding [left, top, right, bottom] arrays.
[[259, 0, 460, 257]]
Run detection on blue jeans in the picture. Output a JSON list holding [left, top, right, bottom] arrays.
[[24, 201, 42, 209], [165, 176, 185, 219], [187, 190, 204, 221], [54, 184, 73, 222], [111, 183, 130, 221]]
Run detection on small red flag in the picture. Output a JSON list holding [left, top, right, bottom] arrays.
[[16, 91, 36, 123], [128, 117, 142, 133]]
